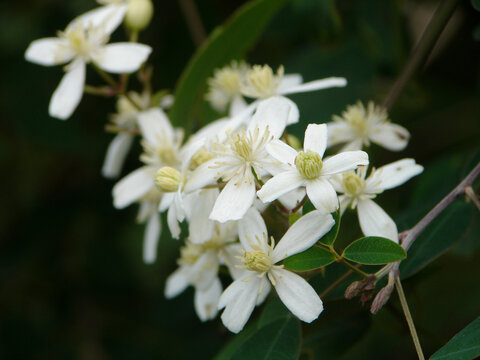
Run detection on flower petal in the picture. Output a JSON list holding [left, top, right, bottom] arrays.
[[238, 207, 268, 252], [187, 189, 217, 244], [229, 95, 248, 117], [257, 170, 305, 203], [266, 140, 298, 166], [184, 158, 224, 193], [370, 123, 410, 151], [72, 4, 126, 35], [248, 96, 290, 139], [209, 175, 256, 222], [143, 212, 161, 264], [271, 268, 323, 322], [326, 122, 355, 147], [277, 73, 303, 92], [167, 204, 181, 239], [189, 252, 219, 291], [137, 108, 174, 145], [49, 60, 86, 120], [357, 198, 398, 242], [366, 158, 423, 192], [278, 77, 347, 95], [272, 210, 334, 262], [112, 166, 156, 209], [25, 38, 73, 66], [304, 123, 327, 157], [322, 150, 369, 175], [306, 179, 339, 213], [194, 278, 222, 322], [94, 43, 152, 74], [165, 267, 189, 298], [102, 133, 134, 178]]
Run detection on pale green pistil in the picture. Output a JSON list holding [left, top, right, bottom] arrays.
[[295, 150, 323, 179]]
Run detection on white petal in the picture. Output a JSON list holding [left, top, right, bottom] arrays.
[[220, 276, 262, 333], [306, 179, 339, 213], [326, 122, 355, 147], [257, 170, 305, 203], [209, 175, 256, 222], [25, 38, 73, 66], [229, 95, 248, 117], [277, 73, 303, 92], [271, 268, 323, 322], [366, 158, 423, 192], [165, 267, 189, 298], [222, 244, 247, 281], [272, 210, 334, 263], [322, 150, 369, 175], [72, 4, 126, 35], [278, 77, 347, 95], [184, 158, 222, 193], [256, 278, 272, 305], [281, 97, 300, 125], [339, 139, 363, 152], [338, 194, 352, 215], [159, 192, 175, 212], [143, 212, 161, 264], [238, 207, 268, 252], [357, 199, 398, 242], [167, 204, 181, 239], [188, 189, 217, 244], [194, 278, 222, 322], [370, 123, 410, 151], [112, 166, 155, 209], [248, 96, 290, 139], [278, 187, 306, 211], [304, 123, 327, 157], [94, 43, 152, 74], [189, 252, 219, 291], [49, 60, 86, 120], [266, 140, 298, 166], [137, 108, 174, 145], [102, 133, 134, 178]]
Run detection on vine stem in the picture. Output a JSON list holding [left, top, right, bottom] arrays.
[[382, 0, 461, 110], [178, 0, 207, 48], [395, 278, 425, 360]]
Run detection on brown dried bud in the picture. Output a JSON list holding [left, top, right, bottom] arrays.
[[344, 275, 377, 300], [370, 283, 395, 314]]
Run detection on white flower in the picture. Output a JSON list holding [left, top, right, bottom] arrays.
[[327, 101, 410, 151], [219, 209, 334, 333], [257, 124, 369, 212], [25, 16, 152, 119], [185, 97, 293, 222], [330, 159, 423, 242]]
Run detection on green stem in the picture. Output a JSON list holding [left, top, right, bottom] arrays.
[[319, 269, 354, 298], [395, 278, 425, 360], [319, 243, 370, 278], [92, 63, 118, 88]]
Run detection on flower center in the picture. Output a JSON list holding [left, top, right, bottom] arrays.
[[295, 150, 323, 179], [178, 242, 204, 266], [342, 171, 364, 196], [243, 65, 283, 98], [242, 250, 273, 272], [155, 166, 183, 192], [190, 146, 213, 169], [232, 133, 252, 161], [63, 23, 93, 57]]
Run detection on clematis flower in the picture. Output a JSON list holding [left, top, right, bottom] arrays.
[[330, 159, 423, 242], [327, 101, 410, 152], [257, 124, 369, 212], [219, 209, 334, 333], [25, 16, 151, 119]]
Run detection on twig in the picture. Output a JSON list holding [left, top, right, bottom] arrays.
[[320, 269, 354, 298], [178, 0, 207, 48], [395, 278, 425, 360], [465, 186, 480, 212], [382, 0, 460, 110]]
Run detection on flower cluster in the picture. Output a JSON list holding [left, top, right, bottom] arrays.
[[25, 1, 424, 335]]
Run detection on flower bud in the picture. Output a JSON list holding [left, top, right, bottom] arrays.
[[125, 0, 154, 32], [370, 283, 394, 314], [155, 167, 183, 192]]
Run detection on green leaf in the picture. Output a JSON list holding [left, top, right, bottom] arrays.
[[214, 322, 258, 360], [430, 317, 480, 360], [400, 201, 474, 279], [232, 317, 300, 360], [169, 0, 290, 128], [283, 246, 335, 271], [343, 236, 406, 265], [319, 210, 341, 245], [258, 296, 290, 328]]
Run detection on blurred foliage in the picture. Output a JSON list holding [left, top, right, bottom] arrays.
[[1, 0, 480, 359]]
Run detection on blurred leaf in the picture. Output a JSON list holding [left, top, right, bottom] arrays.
[[213, 322, 258, 360], [288, 212, 301, 225], [400, 201, 474, 279], [472, 0, 480, 11], [232, 317, 300, 360], [343, 237, 406, 265], [473, 25, 480, 41], [258, 296, 290, 328], [169, 0, 290, 129], [284, 246, 335, 271], [430, 317, 480, 360], [319, 210, 341, 245]]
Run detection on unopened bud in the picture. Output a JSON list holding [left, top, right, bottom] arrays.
[[155, 167, 183, 192], [125, 0, 154, 31], [344, 280, 362, 299], [370, 283, 394, 314]]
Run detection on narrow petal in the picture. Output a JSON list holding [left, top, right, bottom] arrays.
[[72, 4, 126, 35], [25, 38, 73, 66], [248, 96, 290, 138], [281, 97, 300, 125], [278, 77, 347, 95], [194, 278, 222, 322], [189, 252, 219, 291], [338, 194, 352, 215], [94, 43, 152, 74], [272, 268, 323, 322], [102, 133, 134, 178], [143, 212, 161, 264], [167, 204, 181, 239], [370, 123, 410, 151], [277, 73, 303, 92], [257, 170, 305, 203], [256, 278, 272, 305], [357, 199, 398, 242], [184, 159, 224, 193], [164, 267, 189, 298], [326, 122, 355, 147], [188, 189, 217, 244], [220, 276, 262, 333], [306, 179, 339, 213], [229, 95, 248, 117], [112, 166, 155, 209], [339, 139, 363, 152], [304, 123, 327, 157], [209, 175, 256, 222], [49, 60, 85, 120], [272, 210, 334, 262], [366, 158, 423, 192], [266, 140, 298, 166], [238, 207, 268, 251], [322, 150, 369, 175], [137, 108, 174, 145]]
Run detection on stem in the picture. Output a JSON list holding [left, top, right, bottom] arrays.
[[395, 278, 425, 360], [322, 244, 370, 278], [465, 186, 480, 212], [382, 0, 460, 110], [290, 194, 308, 214], [92, 64, 118, 88], [320, 269, 354, 298], [177, 0, 207, 48]]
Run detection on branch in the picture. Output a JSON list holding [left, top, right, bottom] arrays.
[[178, 0, 207, 48]]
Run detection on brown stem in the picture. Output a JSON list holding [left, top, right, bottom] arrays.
[[177, 0, 207, 48]]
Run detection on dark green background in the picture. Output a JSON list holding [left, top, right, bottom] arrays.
[[1, 0, 480, 359]]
